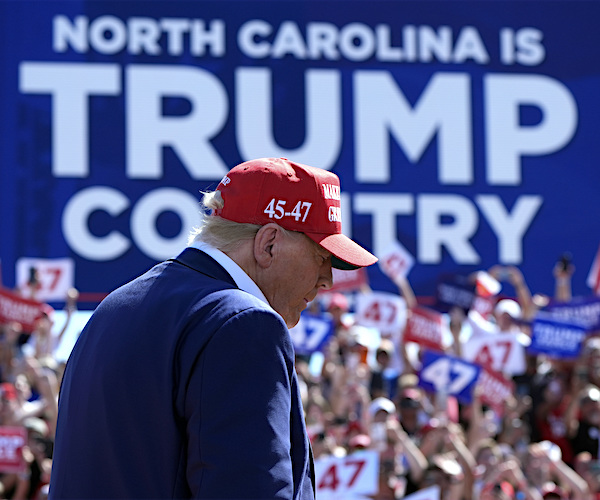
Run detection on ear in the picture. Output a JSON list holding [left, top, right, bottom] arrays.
[[253, 223, 280, 269]]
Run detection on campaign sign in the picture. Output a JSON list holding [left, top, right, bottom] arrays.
[[434, 275, 476, 313], [0, 427, 27, 474], [528, 313, 588, 359], [378, 240, 415, 282], [462, 332, 527, 376], [329, 267, 369, 294], [476, 368, 515, 415], [0, 288, 47, 332], [419, 350, 481, 404], [2, 1, 600, 310], [289, 313, 335, 355], [315, 450, 379, 500], [544, 296, 600, 332], [404, 306, 444, 351], [16, 257, 74, 303], [355, 291, 406, 334]]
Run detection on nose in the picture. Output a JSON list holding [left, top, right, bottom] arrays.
[[318, 257, 333, 290]]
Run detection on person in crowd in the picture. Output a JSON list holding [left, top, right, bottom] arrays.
[[580, 338, 600, 392], [463, 296, 530, 378], [531, 370, 576, 465], [396, 386, 428, 440], [419, 455, 465, 500], [0, 322, 24, 382], [49, 157, 377, 499], [5, 214, 598, 500], [567, 383, 600, 458], [523, 441, 590, 500], [369, 338, 399, 400], [573, 452, 600, 498], [22, 289, 77, 363], [367, 397, 428, 500], [327, 292, 353, 336]]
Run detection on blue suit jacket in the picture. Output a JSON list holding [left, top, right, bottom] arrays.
[[50, 248, 315, 499]]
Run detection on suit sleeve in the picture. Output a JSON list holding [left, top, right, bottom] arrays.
[[184, 308, 296, 499]]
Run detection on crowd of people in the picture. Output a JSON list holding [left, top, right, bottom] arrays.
[[0, 259, 598, 499], [296, 262, 599, 499]]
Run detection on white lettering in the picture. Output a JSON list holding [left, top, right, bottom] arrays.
[[89, 15, 127, 54], [338, 23, 376, 61], [453, 26, 489, 63], [353, 193, 414, 257], [190, 20, 226, 57], [306, 22, 339, 60], [237, 20, 272, 58], [19, 62, 120, 177], [159, 18, 190, 56], [128, 17, 161, 55], [419, 25, 452, 62], [53, 15, 88, 52], [131, 188, 200, 260], [418, 194, 479, 264], [322, 184, 341, 200], [328, 206, 342, 222], [514, 28, 545, 66], [126, 65, 229, 179], [355, 71, 472, 184], [53, 15, 225, 57], [62, 186, 130, 260], [237, 21, 490, 63], [485, 74, 577, 185], [235, 67, 341, 168], [272, 21, 307, 59], [0, 436, 24, 460], [476, 195, 542, 262], [62, 187, 200, 261], [535, 325, 583, 349]]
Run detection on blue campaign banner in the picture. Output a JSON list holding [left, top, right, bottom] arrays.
[[1, 1, 600, 308], [434, 273, 476, 313], [288, 312, 335, 355], [418, 350, 480, 404], [544, 297, 600, 332], [528, 313, 589, 359]]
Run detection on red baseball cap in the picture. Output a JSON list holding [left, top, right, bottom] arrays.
[[212, 158, 377, 270]]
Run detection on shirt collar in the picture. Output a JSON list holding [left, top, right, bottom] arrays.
[[189, 241, 271, 307]]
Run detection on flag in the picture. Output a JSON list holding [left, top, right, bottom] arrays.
[[587, 244, 600, 296], [475, 271, 501, 297]]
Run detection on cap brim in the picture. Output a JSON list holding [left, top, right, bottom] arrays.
[[305, 232, 378, 270]]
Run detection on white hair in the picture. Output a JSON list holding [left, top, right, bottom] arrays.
[[187, 190, 263, 253]]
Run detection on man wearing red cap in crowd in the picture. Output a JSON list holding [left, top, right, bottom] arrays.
[[50, 158, 377, 499]]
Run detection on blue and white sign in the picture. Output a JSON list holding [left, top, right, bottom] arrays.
[[544, 297, 600, 332], [289, 313, 335, 355], [1, 1, 599, 307], [418, 350, 481, 404], [528, 313, 589, 359], [434, 274, 477, 313]]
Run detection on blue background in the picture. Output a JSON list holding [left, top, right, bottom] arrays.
[[1, 0, 599, 308]]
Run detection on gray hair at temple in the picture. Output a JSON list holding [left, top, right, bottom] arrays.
[[187, 190, 263, 253]]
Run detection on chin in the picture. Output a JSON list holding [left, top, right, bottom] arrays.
[[284, 309, 304, 329], [286, 317, 301, 329]]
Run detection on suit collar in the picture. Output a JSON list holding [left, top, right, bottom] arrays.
[[172, 247, 237, 287]]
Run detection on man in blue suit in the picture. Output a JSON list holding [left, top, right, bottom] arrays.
[[49, 157, 377, 499]]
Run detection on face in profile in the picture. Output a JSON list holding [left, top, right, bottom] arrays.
[[259, 229, 333, 328]]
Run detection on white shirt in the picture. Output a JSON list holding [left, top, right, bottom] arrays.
[[188, 241, 271, 308]]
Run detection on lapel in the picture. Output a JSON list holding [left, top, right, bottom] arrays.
[[171, 247, 238, 288]]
